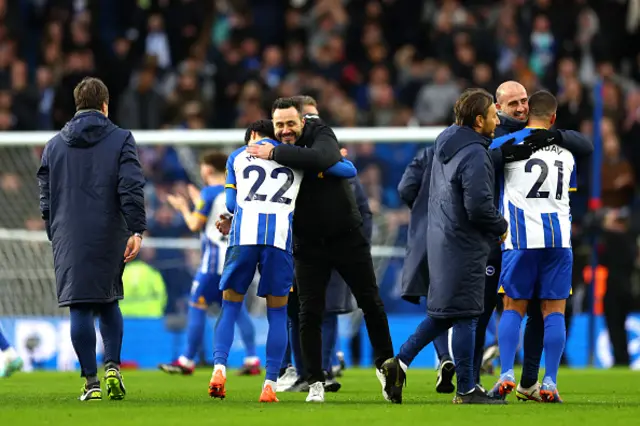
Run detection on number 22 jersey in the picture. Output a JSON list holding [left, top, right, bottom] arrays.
[[490, 128, 576, 250], [225, 139, 303, 253]]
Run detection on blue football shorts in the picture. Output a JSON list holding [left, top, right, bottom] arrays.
[[219, 245, 293, 297], [190, 272, 222, 309], [499, 248, 573, 300]]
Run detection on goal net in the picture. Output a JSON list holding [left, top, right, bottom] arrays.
[[0, 128, 438, 318]]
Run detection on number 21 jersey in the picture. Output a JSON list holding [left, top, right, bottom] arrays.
[[491, 128, 577, 250], [225, 139, 303, 253]]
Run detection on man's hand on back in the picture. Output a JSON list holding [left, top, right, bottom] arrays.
[[246, 144, 274, 160], [499, 138, 534, 163], [523, 128, 561, 151]]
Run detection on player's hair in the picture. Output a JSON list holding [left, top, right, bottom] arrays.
[[271, 97, 303, 115], [292, 95, 317, 108], [244, 119, 275, 143], [455, 89, 494, 128], [454, 88, 485, 125], [73, 77, 109, 111], [200, 151, 228, 173], [528, 90, 558, 119]]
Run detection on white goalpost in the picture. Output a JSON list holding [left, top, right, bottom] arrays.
[[0, 127, 443, 316]]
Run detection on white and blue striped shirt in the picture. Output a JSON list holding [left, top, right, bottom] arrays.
[[194, 185, 227, 275], [225, 141, 303, 253], [491, 128, 577, 250]]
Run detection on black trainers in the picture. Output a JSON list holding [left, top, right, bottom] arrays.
[[79, 382, 102, 401], [381, 357, 406, 404], [323, 371, 342, 393], [453, 385, 507, 405], [436, 359, 455, 394]]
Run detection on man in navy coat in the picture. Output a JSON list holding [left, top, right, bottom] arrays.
[[382, 89, 508, 405], [37, 77, 146, 401], [396, 88, 549, 394]]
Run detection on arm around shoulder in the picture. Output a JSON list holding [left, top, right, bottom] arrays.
[[557, 130, 593, 158], [272, 125, 342, 172]]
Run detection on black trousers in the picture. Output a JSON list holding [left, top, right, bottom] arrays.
[[604, 289, 631, 366], [474, 252, 501, 382], [294, 226, 394, 384]]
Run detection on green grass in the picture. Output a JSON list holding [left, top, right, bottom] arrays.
[[1, 368, 639, 425]]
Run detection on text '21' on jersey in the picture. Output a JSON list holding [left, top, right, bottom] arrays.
[[490, 128, 576, 250], [225, 139, 303, 253]]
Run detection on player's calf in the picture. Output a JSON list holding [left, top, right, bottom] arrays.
[[541, 299, 567, 401]]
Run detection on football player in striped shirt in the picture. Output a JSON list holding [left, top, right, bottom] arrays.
[[208, 119, 357, 402], [488, 91, 575, 403], [160, 151, 258, 376]]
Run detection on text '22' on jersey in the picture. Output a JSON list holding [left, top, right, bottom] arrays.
[[490, 128, 576, 250], [225, 139, 303, 253], [193, 185, 227, 275]]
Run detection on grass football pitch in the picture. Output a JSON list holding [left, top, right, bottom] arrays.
[[1, 368, 638, 425]]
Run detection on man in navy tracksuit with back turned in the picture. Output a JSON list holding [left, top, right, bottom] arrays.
[[37, 77, 146, 401]]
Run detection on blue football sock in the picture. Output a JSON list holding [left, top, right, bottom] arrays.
[[183, 305, 207, 360], [236, 302, 257, 358], [0, 327, 10, 351], [452, 318, 477, 394], [290, 314, 304, 373], [70, 305, 98, 378], [433, 332, 451, 362], [266, 305, 288, 382], [398, 315, 450, 367], [322, 313, 338, 373], [543, 312, 566, 384], [497, 310, 523, 375], [213, 300, 243, 366], [521, 310, 544, 387], [98, 302, 123, 366]]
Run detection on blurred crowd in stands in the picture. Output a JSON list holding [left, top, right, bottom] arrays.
[[2, 0, 640, 325]]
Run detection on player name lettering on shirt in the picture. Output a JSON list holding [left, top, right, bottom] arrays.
[[538, 145, 563, 155]]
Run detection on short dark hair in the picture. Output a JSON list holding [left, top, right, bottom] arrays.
[[292, 95, 317, 108], [271, 97, 302, 115], [244, 119, 275, 143], [200, 151, 227, 173], [73, 77, 109, 111], [455, 89, 494, 128], [528, 90, 557, 119]]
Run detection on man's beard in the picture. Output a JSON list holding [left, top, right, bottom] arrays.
[[277, 131, 299, 144], [481, 127, 495, 138]]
